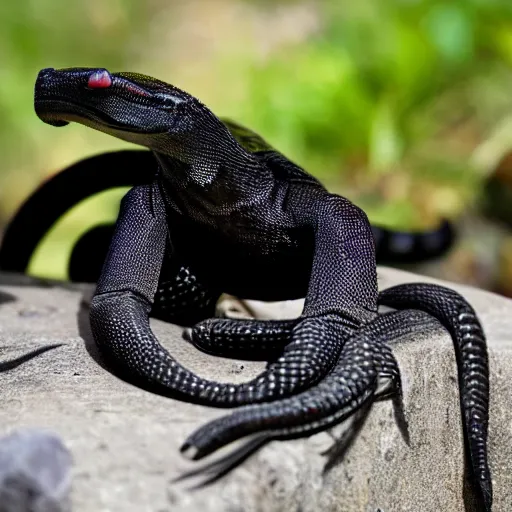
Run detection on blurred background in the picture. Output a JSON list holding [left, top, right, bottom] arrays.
[[2, 0, 512, 294]]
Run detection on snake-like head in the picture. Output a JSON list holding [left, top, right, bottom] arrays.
[[34, 67, 218, 151]]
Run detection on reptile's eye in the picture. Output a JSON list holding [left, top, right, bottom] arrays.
[[87, 70, 112, 89]]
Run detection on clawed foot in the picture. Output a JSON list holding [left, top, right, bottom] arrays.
[[176, 310, 431, 484], [181, 314, 357, 404]]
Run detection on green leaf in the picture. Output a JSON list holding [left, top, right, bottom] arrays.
[[423, 4, 474, 64], [369, 101, 404, 172]]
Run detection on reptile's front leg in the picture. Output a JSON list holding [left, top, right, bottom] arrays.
[[89, 183, 250, 402], [184, 193, 380, 400], [179, 309, 429, 460]]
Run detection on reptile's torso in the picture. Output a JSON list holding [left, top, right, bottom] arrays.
[[159, 154, 322, 300], [165, 218, 313, 301]]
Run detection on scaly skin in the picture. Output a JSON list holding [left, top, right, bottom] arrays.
[[183, 286, 492, 510], [180, 309, 421, 461], [379, 283, 492, 509], [32, 67, 492, 510]]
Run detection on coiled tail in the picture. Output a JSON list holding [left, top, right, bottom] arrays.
[[379, 282, 492, 512]]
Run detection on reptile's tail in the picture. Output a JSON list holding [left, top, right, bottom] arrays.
[[0, 150, 154, 282], [0, 150, 455, 282], [379, 283, 492, 512], [372, 220, 455, 264]]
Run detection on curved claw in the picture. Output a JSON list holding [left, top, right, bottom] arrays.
[[180, 310, 432, 461], [379, 283, 492, 512], [174, 434, 269, 488]]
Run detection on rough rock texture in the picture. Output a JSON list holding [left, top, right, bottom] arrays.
[[0, 268, 510, 511], [0, 429, 72, 512]]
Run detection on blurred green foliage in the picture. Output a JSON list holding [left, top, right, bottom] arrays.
[[0, 0, 152, 216], [2, 0, 512, 232], [233, 0, 512, 226]]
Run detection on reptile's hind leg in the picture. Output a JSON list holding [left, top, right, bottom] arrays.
[[379, 283, 492, 511], [151, 263, 220, 327], [179, 310, 431, 461]]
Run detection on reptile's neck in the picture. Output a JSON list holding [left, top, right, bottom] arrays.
[[153, 120, 274, 211]]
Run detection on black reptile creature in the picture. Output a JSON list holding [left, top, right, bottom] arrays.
[[0, 68, 491, 510], [0, 155, 454, 283]]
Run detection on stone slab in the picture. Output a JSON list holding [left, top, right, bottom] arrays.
[[0, 268, 509, 511]]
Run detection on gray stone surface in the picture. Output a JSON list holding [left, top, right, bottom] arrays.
[[0, 429, 72, 512], [0, 268, 510, 511]]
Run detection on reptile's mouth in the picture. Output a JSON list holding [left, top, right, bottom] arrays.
[[35, 97, 115, 129], [34, 97, 162, 135], [35, 97, 120, 130], [34, 102, 70, 127]]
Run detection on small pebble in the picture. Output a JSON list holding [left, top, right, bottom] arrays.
[[0, 429, 72, 512]]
